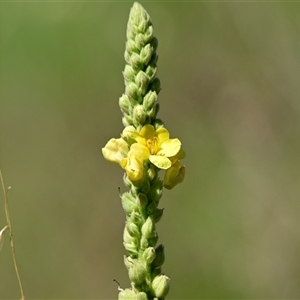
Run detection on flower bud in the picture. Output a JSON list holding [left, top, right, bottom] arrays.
[[130, 211, 143, 227], [119, 94, 131, 115], [124, 255, 134, 270], [164, 161, 186, 190], [146, 164, 157, 181], [140, 236, 149, 250], [141, 217, 155, 239], [126, 221, 140, 237], [130, 52, 143, 71], [143, 91, 157, 111], [123, 64, 135, 84], [121, 192, 137, 215], [140, 44, 152, 66], [122, 115, 133, 127], [128, 260, 147, 284], [124, 241, 138, 256], [152, 244, 165, 268], [136, 292, 148, 300], [151, 274, 170, 298], [118, 288, 136, 300], [123, 225, 136, 244], [133, 105, 147, 127], [125, 82, 139, 100], [142, 247, 156, 264], [121, 126, 136, 145], [137, 72, 150, 97]]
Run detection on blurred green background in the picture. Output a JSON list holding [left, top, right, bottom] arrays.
[[1, 1, 300, 299]]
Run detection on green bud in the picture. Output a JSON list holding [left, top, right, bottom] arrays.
[[152, 244, 165, 268], [126, 221, 140, 237], [119, 94, 131, 115], [118, 288, 136, 300], [146, 164, 158, 182], [130, 52, 144, 71], [135, 71, 149, 95], [130, 211, 143, 227], [121, 125, 136, 145], [124, 255, 134, 269], [145, 64, 157, 82], [125, 40, 138, 57], [135, 33, 147, 51], [121, 192, 137, 215], [125, 82, 139, 101], [122, 115, 133, 127], [136, 292, 148, 300], [143, 91, 157, 111], [133, 105, 147, 127], [123, 225, 136, 244], [142, 247, 156, 264], [141, 217, 155, 239], [123, 241, 138, 257], [140, 236, 149, 250], [140, 44, 153, 66], [128, 260, 147, 284], [118, 288, 148, 300], [151, 274, 170, 298], [147, 106, 157, 119]]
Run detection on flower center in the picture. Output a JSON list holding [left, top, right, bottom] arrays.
[[146, 137, 159, 155]]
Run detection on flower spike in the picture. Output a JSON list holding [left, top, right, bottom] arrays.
[[102, 2, 186, 299]]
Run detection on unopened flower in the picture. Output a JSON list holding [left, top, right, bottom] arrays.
[[164, 161, 186, 190]]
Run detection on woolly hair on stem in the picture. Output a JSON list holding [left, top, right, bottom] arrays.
[[102, 2, 186, 300]]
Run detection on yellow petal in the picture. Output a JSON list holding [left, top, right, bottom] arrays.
[[149, 155, 172, 169], [158, 138, 181, 157], [129, 143, 150, 161], [155, 127, 169, 144], [102, 138, 129, 163], [135, 124, 155, 144], [164, 161, 186, 189]]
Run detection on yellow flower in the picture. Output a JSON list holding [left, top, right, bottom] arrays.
[[102, 127, 145, 182], [102, 138, 129, 163], [132, 125, 182, 169]]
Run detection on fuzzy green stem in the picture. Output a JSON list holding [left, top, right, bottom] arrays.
[[0, 168, 25, 300]]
